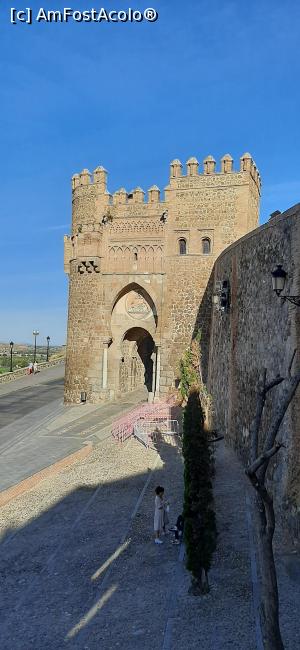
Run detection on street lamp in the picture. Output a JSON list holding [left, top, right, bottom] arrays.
[[9, 341, 14, 373], [33, 330, 39, 363], [46, 336, 50, 362], [271, 265, 300, 307]]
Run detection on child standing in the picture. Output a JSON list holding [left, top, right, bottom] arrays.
[[154, 486, 165, 544]]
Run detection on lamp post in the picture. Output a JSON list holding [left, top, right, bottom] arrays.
[[271, 265, 300, 307], [33, 330, 39, 363], [9, 341, 14, 373], [46, 336, 50, 362]]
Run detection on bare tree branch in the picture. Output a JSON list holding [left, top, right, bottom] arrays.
[[288, 348, 297, 377], [265, 376, 285, 392], [259, 370, 300, 483], [250, 369, 266, 463], [250, 370, 284, 463], [247, 442, 284, 476], [246, 356, 299, 650]]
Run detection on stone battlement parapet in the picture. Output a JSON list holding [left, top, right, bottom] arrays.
[[71, 152, 261, 201]]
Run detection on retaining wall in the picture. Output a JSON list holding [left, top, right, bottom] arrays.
[[0, 359, 65, 385], [207, 204, 300, 538]]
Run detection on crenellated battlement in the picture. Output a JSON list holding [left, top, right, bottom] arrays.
[[169, 152, 261, 192], [71, 152, 261, 206]]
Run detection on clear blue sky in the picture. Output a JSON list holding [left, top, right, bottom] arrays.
[[1, 0, 300, 344]]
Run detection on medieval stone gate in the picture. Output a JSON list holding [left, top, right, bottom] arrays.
[[64, 153, 260, 403]]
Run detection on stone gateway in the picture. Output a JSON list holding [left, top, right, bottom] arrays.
[[64, 153, 260, 403]]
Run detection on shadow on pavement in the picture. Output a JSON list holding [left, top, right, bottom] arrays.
[[0, 435, 183, 650]]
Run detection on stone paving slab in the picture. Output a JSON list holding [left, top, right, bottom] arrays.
[[0, 444, 92, 507], [0, 437, 91, 492], [0, 433, 298, 649]]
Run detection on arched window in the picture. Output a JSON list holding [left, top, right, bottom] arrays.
[[179, 238, 187, 255], [202, 237, 211, 255]]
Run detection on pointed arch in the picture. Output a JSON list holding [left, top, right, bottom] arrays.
[[111, 282, 158, 323]]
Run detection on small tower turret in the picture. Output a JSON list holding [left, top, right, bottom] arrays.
[[186, 156, 199, 176], [93, 166, 107, 193], [132, 187, 145, 203], [79, 169, 91, 185], [221, 154, 233, 174], [170, 159, 182, 178], [240, 153, 252, 172], [148, 185, 160, 203], [72, 174, 80, 190], [118, 188, 127, 205], [203, 155, 216, 175]]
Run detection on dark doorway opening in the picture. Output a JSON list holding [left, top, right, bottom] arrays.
[[121, 327, 155, 393]]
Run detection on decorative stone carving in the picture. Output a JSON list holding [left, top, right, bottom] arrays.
[[107, 244, 163, 273], [77, 259, 100, 274], [109, 219, 164, 234], [126, 291, 151, 319]]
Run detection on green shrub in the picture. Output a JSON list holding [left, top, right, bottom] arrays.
[[183, 389, 217, 594], [179, 348, 199, 400]]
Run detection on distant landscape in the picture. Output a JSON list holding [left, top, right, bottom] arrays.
[[0, 342, 65, 374]]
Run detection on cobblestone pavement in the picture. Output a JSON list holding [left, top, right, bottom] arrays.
[[0, 434, 298, 649]]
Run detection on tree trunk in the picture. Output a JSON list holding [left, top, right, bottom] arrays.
[[255, 499, 284, 650], [189, 569, 210, 595], [246, 357, 300, 650], [199, 568, 209, 594]]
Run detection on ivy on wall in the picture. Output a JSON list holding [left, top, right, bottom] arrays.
[[179, 330, 212, 421]]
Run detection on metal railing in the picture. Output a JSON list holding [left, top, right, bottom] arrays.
[[133, 418, 179, 449], [111, 398, 176, 445]]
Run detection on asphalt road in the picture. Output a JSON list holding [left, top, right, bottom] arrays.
[[0, 366, 65, 430], [0, 366, 147, 492]]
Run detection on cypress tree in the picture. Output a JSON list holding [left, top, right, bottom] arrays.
[[183, 389, 217, 594]]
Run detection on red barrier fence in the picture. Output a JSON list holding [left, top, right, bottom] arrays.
[[111, 397, 177, 444]]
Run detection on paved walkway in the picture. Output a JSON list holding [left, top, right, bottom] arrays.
[[0, 432, 299, 649], [0, 363, 147, 491], [0, 364, 64, 404]]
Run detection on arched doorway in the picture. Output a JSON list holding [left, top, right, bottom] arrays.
[[108, 284, 158, 398], [120, 327, 155, 394]]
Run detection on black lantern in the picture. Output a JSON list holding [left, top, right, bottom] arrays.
[[271, 265, 287, 296], [271, 265, 300, 307]]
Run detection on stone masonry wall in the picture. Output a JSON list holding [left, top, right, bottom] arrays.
[[207, 204, 300, 538]]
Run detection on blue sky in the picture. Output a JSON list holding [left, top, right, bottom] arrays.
[[1, 0, 300, 344]]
